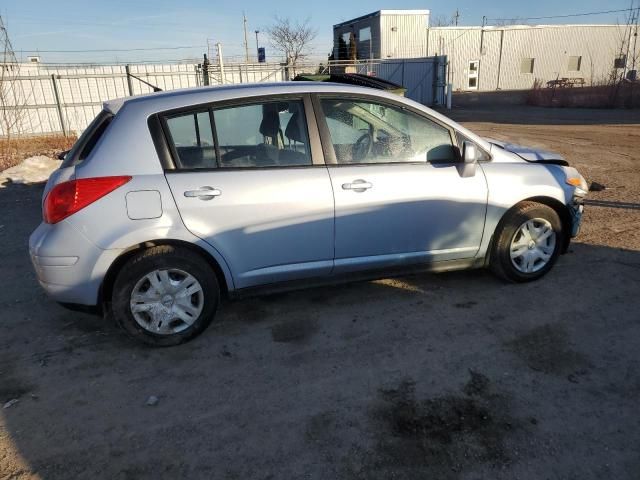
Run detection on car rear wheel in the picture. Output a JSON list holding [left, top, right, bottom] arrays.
[[490, 201, 564, 282], [112, 245, 219, 346]]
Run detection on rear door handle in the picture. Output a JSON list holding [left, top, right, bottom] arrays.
[[184, 186, 221, 200], [342, 179, 373, 192]]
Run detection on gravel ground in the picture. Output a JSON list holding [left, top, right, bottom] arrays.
[[1, 106, 639, 480]]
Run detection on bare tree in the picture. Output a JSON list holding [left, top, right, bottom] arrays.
[[0, 17, 29, 168], [267, 17, 317, 69], [348, 31, 357, 61], [492, 17, 525, 26], [432, 15, 453, 27]]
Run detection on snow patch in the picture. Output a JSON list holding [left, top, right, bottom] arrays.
[[0, 156, 61, 187]]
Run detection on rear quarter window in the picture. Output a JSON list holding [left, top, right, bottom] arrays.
[[61, 110, 113, 168]]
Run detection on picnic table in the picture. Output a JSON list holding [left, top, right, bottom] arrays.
[[546, 78, 586, 88]]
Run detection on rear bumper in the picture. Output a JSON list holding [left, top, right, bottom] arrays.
[[29, 221, 122, 306]]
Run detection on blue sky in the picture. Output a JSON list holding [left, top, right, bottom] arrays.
[[1, 0, 635, 63]]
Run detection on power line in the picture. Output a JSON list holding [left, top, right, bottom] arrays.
[[18, 45, 206, 53], [486, 7, 636, 23]]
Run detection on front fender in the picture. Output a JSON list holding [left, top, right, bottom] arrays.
[[476, 162, 573, 259]]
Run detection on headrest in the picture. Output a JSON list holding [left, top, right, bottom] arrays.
[[285, 111, 306, 143], [259, 104, 281, 137]]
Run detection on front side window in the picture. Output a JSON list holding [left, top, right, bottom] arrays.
[[320, 98, 456, 165], [213, 100, 311, 168], [165, 111, 216, 169]]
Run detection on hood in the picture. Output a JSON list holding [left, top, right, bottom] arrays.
[[485, 138, 569, 166]]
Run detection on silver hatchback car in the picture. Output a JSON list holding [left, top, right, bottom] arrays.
[[29, 82, 587, 346]]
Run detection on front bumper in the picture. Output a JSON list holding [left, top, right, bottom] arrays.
[[570, 200, 584, 237], [29, 221, 121, 306]]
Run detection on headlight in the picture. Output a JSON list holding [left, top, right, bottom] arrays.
[[565, 173, 588, 196]]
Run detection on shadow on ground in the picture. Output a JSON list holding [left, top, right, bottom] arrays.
[[440, 105, 640, 126]]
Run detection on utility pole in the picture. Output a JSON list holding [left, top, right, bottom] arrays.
[[202, 53, 210, 86], [217, 43, 225, 84], [480, 15, 486, 54], [243, 13, 250, 63], [254, 30, 260, 61], [0, 15, 19, 64], [454, 9, 460, 26], [631, 3, 639, 74]]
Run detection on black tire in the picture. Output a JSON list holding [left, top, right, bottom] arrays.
[[490, 201, 564, 283], [112, 245, 220, 346]]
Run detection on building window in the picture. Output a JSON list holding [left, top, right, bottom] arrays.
[[467, 60, 479, 90], [568, 56, 582, 72], [521, 58, 535, 74], [359, 27, 372, 59], [614, 54, 627, 69]]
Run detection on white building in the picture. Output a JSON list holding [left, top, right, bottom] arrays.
[[333, 10, 431, 60], [333, 10, 635, 92]]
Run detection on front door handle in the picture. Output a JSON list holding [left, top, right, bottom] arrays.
[[184, 186, 221, 200], [342, 179, 373, 192]]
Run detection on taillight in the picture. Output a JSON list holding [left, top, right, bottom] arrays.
[[43, 176, 131, 224]]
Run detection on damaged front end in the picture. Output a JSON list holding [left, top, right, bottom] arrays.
[[486, 138, 587, 237], [485, 138, 570, 166]]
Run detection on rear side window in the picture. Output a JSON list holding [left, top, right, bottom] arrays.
[[213, 100, 311, 168], [61, 110, 112, 168], [161, 99, 312, 170], [164, 111, 216, 169]]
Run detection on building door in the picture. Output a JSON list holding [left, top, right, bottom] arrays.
[[467, 60, 479, 90]]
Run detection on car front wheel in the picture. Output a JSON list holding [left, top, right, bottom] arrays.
[[112, 245, 220, 346], [490, 201, 564, 282]]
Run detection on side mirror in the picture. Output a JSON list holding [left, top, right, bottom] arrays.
[[458, 141, 477, 178], [462, 141, 477, 163], [57, 149, 70, 161]]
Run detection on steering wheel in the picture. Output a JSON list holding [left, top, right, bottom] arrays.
[[352, 132, 372, 162]]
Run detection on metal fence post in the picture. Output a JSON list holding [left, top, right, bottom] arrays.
[[51, 74, 67, 136], [202, 54, 210, 86], [431, 56, 440, 107], [125, 64, 134, 95]]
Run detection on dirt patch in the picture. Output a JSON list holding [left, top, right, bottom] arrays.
[[0, 359, 34, 403], [1, 107, 640, 479], [271, 318, 318, 343], [0, 134, 76, 172], [364, 373, 519, 478], [463, 370, 491, 396], [505, 324, 590, 375], [454, 301, 478, 309], [226, 300, 271, 324]]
